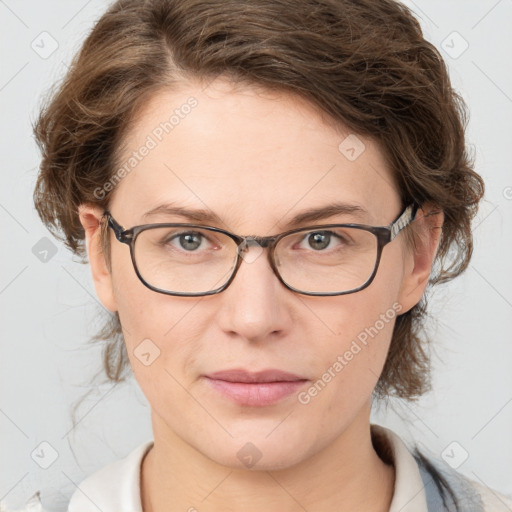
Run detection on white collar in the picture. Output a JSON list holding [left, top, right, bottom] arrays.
[[68, 424, 428, 511], [371, 424, 428, 512]]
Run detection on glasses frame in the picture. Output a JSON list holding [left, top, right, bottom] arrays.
[[102, 203, 419, 297]]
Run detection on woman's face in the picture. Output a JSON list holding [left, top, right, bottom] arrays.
[[82, 78, 427, 470]]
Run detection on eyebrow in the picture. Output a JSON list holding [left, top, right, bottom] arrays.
[[141, 202, 370, 229]]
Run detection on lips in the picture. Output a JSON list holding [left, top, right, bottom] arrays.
[[204, 369, 308, 406], [206, 368, 306, 383]]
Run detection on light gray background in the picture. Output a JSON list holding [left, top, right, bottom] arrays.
[[1, 1, 511, 510]]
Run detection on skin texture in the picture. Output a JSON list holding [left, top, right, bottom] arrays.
[[78, 77, 443, 512]]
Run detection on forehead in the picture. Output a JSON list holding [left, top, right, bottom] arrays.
[[111, 78, 400, 230]]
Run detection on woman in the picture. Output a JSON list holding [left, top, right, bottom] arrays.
[[32, 0, 511, 510]]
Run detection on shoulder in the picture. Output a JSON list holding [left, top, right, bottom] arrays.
[[471, 480, 512, 511], [371, 423, 512, 512], [67, 439, 153, 512], [412, 446, 512, 512]]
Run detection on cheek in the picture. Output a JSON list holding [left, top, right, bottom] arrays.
[[110, 243, 185, 338], [113, 285, 207, 421], [298, 254, 404, 409], [295, 305, 398, 430], [109, 249, 204, 380]]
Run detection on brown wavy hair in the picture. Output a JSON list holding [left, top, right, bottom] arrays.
[[33, 0, 484, 403]]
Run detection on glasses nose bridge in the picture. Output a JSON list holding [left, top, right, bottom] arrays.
[[234, 234, 281, 274], [235, 234, 279, 261], [238, 234, 276, 249]]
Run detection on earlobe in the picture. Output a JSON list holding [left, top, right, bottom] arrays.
[[397, 203, 444, 313], [78, 204, 118, 312]]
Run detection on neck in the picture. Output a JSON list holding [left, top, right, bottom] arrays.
[[141, 406, 395, 512]]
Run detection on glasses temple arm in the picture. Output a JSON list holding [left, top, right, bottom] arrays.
[[390, 204, 419, 240]]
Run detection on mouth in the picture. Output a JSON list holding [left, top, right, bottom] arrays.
[[203, 369, 309, 406]]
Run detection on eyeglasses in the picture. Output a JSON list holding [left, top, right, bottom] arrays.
[[102, 204, 418, 297]]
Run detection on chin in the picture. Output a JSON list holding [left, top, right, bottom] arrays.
[[197, 433, 310, 471]]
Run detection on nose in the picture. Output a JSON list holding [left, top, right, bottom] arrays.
[[215, 243, 291, 343]]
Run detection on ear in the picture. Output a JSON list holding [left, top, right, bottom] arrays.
[[397, 202, 444, 314], [78, 203, 118, 312]]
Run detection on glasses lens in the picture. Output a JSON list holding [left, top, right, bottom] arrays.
[[275, 226, 378, 293], [133, 226, 238, 294]]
